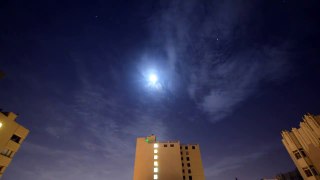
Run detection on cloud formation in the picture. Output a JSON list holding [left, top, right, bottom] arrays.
[[150, 0, 291, 122]]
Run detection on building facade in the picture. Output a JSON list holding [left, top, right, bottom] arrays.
[[281, 114, 320, 180], [0, 112, 29, 178], [133, 135, 205, 180]]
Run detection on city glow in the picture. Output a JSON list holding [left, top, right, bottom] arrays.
[[154, 167, 158, 173], [154, 155, 158, 159], [153, 143, 159, 148], [153, 174, 158, 179], [154, 161, 158, 166], [0, 122, 2, 128], [154, 149, 158, 153]]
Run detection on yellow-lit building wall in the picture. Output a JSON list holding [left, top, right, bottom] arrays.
[[281, 114, 320, 180], [133, 135, 205, 180], [0, 112, 29, 178]]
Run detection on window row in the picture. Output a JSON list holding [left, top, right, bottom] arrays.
[[182, 169, 192, 174], [303, 166, 318, 177], [181, 157, 190, 161], [182, 163, 191, 167], [181, 151, 189, 155], [183, 175, 193, 180], [293, 148, 307, 160], [163, 144, 175, 147], [180, 146, 196, 150]]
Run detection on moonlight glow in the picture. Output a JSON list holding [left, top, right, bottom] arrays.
[[149, 74, 158, 84]]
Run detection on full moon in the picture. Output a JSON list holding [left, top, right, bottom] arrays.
[[148, 74, 158, 84]]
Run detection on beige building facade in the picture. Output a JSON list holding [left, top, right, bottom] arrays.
[[133, 135, 205, 180], [0, 112, 29, 178], [281, 114, 320, 180]]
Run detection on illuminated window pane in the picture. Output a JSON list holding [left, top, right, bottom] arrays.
[[154, 149, 158, 153], [0, 122, 2, 128], [154, 174, 158, 179], [154, 155, 158, 159], [154, 161, 158, 166], [154, 167, 159, 173], [154, 144, 159, 148]]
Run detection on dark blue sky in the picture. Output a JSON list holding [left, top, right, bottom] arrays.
[[1, 0, 320, 179]]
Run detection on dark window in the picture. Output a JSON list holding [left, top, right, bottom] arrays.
[[188, 169, 191, 174], [182, 169, 185, 173], [187, 157, 190, 161], [164, 144, 167, 147], [185, 146, 188, 150], [293, 151, 302, 159], [10, 134, 21, 143], [182, 163, 184, 167], [170, 144, 174, 147], [189, 176, 192, 180], [180, 152, 182, 155], [186, 151, 189, 155], [192, 146, 195, 149], [183, 176, 185, 180], [304, 168, 313, 177], [300, 149, 307, 157], [181, 157, 183, 161], [310, 166, 319, 176], [0, 166, 3, 172], [187, 163, 190, 167], [180, 146, 182, 149]]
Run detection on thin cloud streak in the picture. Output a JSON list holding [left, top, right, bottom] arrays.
[[150, 0, 291, 122]]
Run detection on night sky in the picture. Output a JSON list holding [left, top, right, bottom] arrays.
[[1, 0, 320, 180]]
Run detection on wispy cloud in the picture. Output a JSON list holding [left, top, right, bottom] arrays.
[[150, 0, 291, 122]]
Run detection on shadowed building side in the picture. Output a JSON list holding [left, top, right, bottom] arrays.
[[281, 114, 320, 180], [0, 112, 29, 178]]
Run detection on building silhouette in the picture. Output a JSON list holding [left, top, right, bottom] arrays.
[[0, 111, 29, 178], [281, 114, 320, 180], [133, 134, 205, 180]]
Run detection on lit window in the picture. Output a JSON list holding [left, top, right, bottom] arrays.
[[154, 149, 158, 154], [0, 122, 2, 128], [154, 144, 159, 148], [154, 155, 158, 159], [154, 174, 158, 179], [154, 167, 159, 173], [154, 161, 158, 166]]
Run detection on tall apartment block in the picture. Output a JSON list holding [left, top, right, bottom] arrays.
[[133, 134, 205, 180], [0, 111, 29, 178], [281, 114, 320, 180]]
